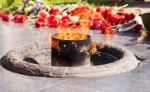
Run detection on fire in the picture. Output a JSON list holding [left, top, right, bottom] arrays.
[[51, 39, 60, 52], [138, 30, 149, 43], [91, 42, 105, 54], [48, 14, 106, 54], [91, 42, 97, 54], [55, 18, 91, 40], [53, 32, 88, 40], [104, 34, 113, 44]]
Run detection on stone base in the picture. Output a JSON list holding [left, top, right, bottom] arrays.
[[0, 42, 139, 78]]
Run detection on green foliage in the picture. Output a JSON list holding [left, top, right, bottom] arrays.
[[46, 0, 78, 4], [7, 0, 15, 6], [0, 0, 127, 15], [0, 0, 23, 14], [87, 0, 127, 7], [0, 0, 22, 8]]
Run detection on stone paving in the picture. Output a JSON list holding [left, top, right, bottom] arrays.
[[127, 2, 150, 13], [0, 18, 150, 92], [0, 3, 150, 92]]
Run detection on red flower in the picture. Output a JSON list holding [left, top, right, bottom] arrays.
[[91, 18, 115, 34], [13, 15, 28, 23], [60, 15, 72, 27], [92, 18, 103, 30], [79, 6, 90, 10], [108, 14, 125, 25], [100, 21, 112, 33], [125, 13, 130, 21], [35, 17, 46, 28], [38, 11, 48, 19], [105, 7, 113, 18], [49, 8, 62, 15], [70, 6, 90, 16], [134, 24, 143, 32], [125, 13, 135, 22], [75, 21, 80, 26], [96, 7, 106, 18], [70, 10, 75, 16], [130, 13, 136, 20], [47, 15, 60, 28], [35, 21, 42, 28], [2, 14, 12, 22], [61, 16, 71, 23]]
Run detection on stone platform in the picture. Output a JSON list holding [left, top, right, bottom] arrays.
[[0, 20, 150, 92], [0, 42, 138, 78]]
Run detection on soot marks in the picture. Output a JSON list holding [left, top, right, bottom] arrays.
[[23, 56, 39, 64], [91, 45, 124, 65], [91, 52, 118, 65]]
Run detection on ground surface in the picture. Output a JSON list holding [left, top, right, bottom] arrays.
[[0, 17, 150, 92], [127, 2, 150, 13]]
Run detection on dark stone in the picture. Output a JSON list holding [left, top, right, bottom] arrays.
[[23, 56, 39, 64]]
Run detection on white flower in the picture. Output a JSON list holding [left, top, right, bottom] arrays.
[[134, 16, 143, 25], [55, 14, 62, 19], [63, 12, 67, 16], [34, 2, 42, 10], [70, 16, 79, 22], [36, 0, 44, 3], [28, 0, 34, 5], [28, 6, 33, 10]]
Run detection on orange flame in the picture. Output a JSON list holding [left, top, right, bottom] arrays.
[[53, 32, 88, 40], [138, 31, 149, 43], [55, 18, 91, 40], [91, 42, 105, 54]]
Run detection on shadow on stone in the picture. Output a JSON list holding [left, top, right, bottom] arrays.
[[23, 57, 39, 64]]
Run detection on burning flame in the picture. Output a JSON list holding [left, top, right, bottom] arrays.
[[138, 28, 149, 43], [91, 42, 97, 54], [51, 39, 61, 52], [104, 34, 114, 44], [48, 16, 106, 54], [91, 42, 105, 54], [53, 32, 88, 40], [55, 19, 91, 40], [48, 33, 52, 46]]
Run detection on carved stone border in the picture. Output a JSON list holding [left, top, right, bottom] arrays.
[[0, 42, 140, 78]]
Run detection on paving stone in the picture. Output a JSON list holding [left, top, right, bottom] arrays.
[[0, 19, 150, 92]]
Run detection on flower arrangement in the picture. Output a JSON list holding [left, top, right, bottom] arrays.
[[0, 0, 143, 34], [34, 5, 140, 34], [22, 0, 50, 17]]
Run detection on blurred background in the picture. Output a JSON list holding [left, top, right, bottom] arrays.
[[0, 0, 149, 14]]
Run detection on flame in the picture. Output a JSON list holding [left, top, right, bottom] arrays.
[[138, 30, 149, 43], [91, 42, 105, 54], [77, 10, 104, 21], [48, 33, 52, 46], [51, 39, 60, 52], [48, 13, 106, 53], [104, 34, 112, 44], [55, 18, 91, 40], [53, 32, 88, 40], [91, 42, 97, 54]]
